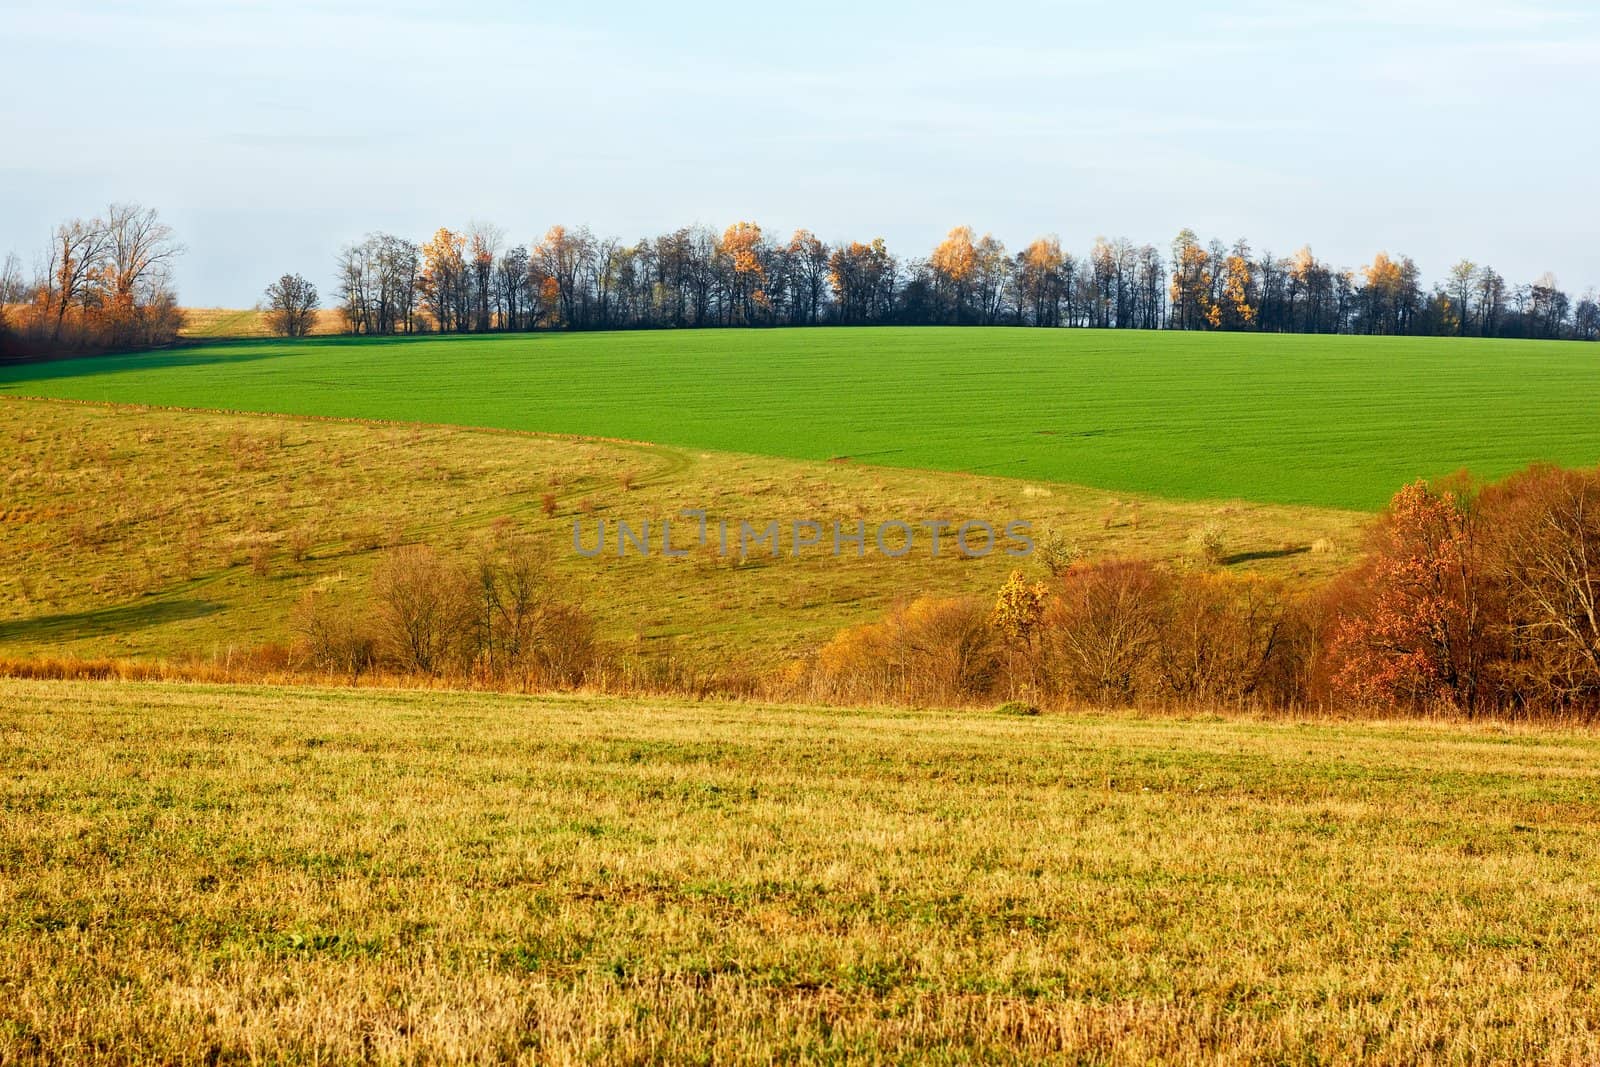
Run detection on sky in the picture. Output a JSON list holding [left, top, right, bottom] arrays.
[[2, 0, 1597, 307]]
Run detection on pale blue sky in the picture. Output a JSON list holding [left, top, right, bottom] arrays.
[[3, 0, 1596, 306]]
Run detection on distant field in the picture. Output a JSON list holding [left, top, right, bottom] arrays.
[[4, 678, 1599, 1062], [177, 306, 342, 339], [0, 398, 1358, 665], [4, 329, 1599, 509]]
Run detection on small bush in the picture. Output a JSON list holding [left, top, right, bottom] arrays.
[[996, 700, 1040, 716], [1036, 530, 1082, 577], [287, 527, 314, 563], [1188, 520, 1226, 565]]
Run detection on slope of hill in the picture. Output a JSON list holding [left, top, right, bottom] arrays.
[[0, 397, 1359, 666]]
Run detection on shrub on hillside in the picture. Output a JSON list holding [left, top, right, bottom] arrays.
[[1187, 520, 1227, 566], [810, 595, 999, 705], [292, 590, 377, 678], [462, 537, 598, 687], [1152, 572, 1294, 706], [1038, 559, 1168, 705], [1326, 479, 1498, 714]]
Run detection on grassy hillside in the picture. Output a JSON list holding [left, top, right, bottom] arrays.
[[4, 329, 1599, 509], [0, 397, 1359, 666], [3, 678, 1598, 1062]]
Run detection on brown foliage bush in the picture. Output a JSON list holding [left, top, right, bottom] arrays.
[[1479, 466, 1600, 709], [1151, 572, 1295, 707], [1325, 468, 1600, 717], [1325, 479, 1495, 713], [1039, 560, 1167, 705], [461, 537, 597, 687], [809, 595, 999, 705], [292, 590, 378, 678], [372, 545, 466, 675]]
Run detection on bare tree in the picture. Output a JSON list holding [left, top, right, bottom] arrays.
[[48, 217, 110, 341], [102, 203, 182, 344], [263, 273, 320, 337], [0, 252, 21, 337], [467, 221, 504, 332]]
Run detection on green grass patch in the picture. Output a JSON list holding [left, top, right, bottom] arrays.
[[5, 328, 1599, 509]]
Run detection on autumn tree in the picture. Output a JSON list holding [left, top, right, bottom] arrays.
[[1480, 466, 1600, 703], [828, 239, 895, 325], [1016, 237, 1066, 326], [0, 203, 184, 351], [1330, 479, 1495, 712], [1445, 260, 1478, 336], [533, 225, 597, 328], [98, 204, 183, 346], [1169, 229, 1214, 330], [467, 222, 503, 332], [1212, 243, 1257, 330], [47, 217, 110, 342], [0, 252, 19, 340], [717, 221, 769, 325], [1358, 252, 1422, 335], [969, 233, 1009, 324], [418, 227, 468, 332], [929, 226, 978, 323]]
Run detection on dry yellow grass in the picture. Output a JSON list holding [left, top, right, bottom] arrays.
[[177, 307, 343, 339], [2, 677, 1598, 1063], [0, 397, 1366, 670]]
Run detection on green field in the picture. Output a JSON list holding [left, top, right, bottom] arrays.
[[4, 678, 1599, 1062], [5, 329, 1598, 509]]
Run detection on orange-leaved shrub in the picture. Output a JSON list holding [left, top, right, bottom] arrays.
[[807, 595, 999, 705], [1326, 468, 1600, 717]]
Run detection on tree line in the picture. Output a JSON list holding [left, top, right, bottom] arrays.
[[0, 204, 184, 356], [297, 221, 1600, 341]]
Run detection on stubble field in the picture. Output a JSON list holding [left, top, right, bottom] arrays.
[[4, 679, 1600, 1063]]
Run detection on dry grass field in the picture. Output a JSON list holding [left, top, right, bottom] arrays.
[[177, 308, 343, 340], [0, 396, 1363, 670], [2, 677, 1598, 1063]]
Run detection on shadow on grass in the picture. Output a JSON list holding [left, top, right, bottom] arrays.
[[0, 599, 224, 643], [1222, 545, 1311, 566]]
